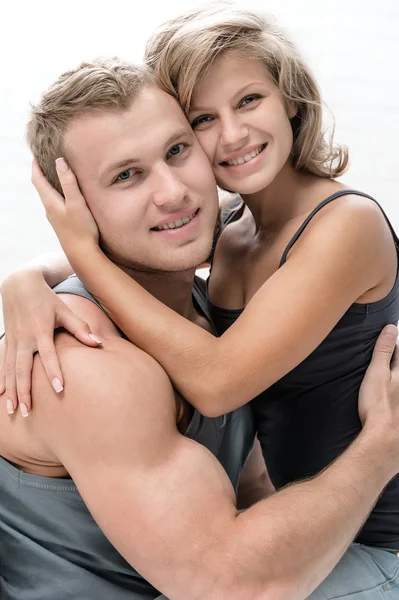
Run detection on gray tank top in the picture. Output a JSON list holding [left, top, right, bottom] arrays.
[[0, 276, 255, 600]]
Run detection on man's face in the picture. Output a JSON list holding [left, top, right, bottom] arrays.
[[64, 85, 219, 273]]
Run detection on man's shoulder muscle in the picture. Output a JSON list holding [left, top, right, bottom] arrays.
[[31, 321, 179, 469], [57, 291, 121, 340]]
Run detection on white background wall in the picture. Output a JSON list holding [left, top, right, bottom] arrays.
[[0, 0, 398, 325]]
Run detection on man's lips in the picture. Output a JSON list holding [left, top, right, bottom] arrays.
[[151, 208, 199, 231], [220, 143, 267, 166]]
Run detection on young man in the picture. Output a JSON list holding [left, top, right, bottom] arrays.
[[1, 58, 399, 600]]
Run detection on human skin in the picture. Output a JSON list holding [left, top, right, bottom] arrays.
[[1, 73, 399, 600], [1, 285, 399, 600], [14, 54, 395, 420], [2, 55, 397, 417]]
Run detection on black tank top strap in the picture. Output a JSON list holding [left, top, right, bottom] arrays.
[[279, 189, 399, 267], [192, 276, 217, 332]]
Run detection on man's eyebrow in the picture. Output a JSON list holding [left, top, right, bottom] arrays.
[[101, 129, 193, 180], [102, 157, 141, 179], [190, 82, 266, 112], [164, 128, 194, 148]]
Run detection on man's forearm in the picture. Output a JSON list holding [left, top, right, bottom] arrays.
[[222, 426, 394, 600]]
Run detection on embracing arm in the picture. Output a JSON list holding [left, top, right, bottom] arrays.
[[20, 251, 73, 287], [31, 162, 395, 416], [1, 251, 72, 292], [29, 306, 399, 600], [0, 253, 101, 411], [236, 439, 275, 509], [75, 198, 393, 416]]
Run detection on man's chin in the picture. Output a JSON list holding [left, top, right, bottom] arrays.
[[104, 242, 212, 276], [151, 248, 212, 274]]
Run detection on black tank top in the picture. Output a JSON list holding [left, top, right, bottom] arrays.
[[207, 190, 399, 550]]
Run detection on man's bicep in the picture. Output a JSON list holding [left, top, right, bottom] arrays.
[[237, 439, 275, 510], [72, 434, 238, 597], [32, 340, 238, 598]]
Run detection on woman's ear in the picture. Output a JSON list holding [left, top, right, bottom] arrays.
[[287, 101, 298, 119]]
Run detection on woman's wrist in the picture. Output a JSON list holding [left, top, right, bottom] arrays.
[[67, 243, 105, 281], [1, 265, 44, 296]]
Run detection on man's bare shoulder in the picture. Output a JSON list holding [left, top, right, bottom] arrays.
[[57, 291, 121, 340], [30, 295, 179, 469], [0, 292, 177, 473]]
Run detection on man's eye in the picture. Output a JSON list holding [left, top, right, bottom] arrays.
[[191, 115, 213, 129], [116, 168, 134, 182], [167, 143, 186, 158]]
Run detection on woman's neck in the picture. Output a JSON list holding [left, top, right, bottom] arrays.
[[241, 163, 324, 233]]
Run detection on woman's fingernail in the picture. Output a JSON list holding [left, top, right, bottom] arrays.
[[88, 333, 102, 345], [20, 403, 29, 418], [55, 157, 69, 173], [6, 400, 14, 415], [52, 378, 64, 393]]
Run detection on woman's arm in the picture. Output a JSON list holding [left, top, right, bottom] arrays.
[[34, 160, 396, 416], [22, 251, 74, 287], [76, 200, 393, 415], [0, 253, 101, 413]]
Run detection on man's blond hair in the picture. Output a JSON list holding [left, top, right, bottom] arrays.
[[145, 1, 348, 179], [27, 58, 155, 194]]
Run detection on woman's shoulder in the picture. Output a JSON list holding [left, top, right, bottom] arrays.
[[302, 182, 392, 241]]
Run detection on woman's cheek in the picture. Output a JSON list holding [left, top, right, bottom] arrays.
[[195, 131, 217, 164]]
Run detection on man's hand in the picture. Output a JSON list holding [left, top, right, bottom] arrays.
[[31, 158, 100, 264], [358, 324, 399, 461]]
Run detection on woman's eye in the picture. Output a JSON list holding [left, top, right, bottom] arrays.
[[116, 168, 135, 182], [191, 115, 214, 129], [239, 94, 261, 108], [167, 143, 186, 158]]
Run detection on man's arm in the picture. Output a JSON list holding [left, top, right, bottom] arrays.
[[236, 439, 275, 509], [29, 300, 399, 600]]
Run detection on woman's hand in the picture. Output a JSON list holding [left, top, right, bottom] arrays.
[[31, 158, 100, 267], [0, 269, 102, 416]]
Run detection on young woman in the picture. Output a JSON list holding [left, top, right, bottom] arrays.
[[2, 2, 399, 555]]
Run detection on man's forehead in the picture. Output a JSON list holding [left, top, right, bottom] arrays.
[[64, 89, 192, 176], [66, 85, 186, 136]]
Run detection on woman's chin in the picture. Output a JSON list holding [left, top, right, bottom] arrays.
[[216, 173, 274, 196]]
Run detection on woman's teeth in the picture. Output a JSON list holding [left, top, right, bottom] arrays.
[[224, 144, 265, 166], [153, 211, 197, 231]]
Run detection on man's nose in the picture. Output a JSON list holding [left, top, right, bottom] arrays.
[[219, 113, 249, 148], [152, 164, 188, 207]]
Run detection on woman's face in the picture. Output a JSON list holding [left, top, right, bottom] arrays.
[[188, 52, 296, 195]]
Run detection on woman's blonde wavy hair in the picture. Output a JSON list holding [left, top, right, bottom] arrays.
[[145, 1, 348, 179]]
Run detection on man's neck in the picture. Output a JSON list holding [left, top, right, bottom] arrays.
[[117, 264, 199, 322]]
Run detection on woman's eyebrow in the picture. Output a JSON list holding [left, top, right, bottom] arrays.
[[190, 81, 266, 112]]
